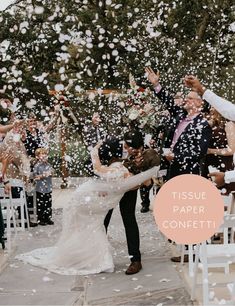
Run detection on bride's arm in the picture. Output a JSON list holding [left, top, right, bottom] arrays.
[[0, 124, 13, 134], [116, 167, 159, 192], [90, 143, 114, 174]]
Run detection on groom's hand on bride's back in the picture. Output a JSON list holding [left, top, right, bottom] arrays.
[[124, 172, 132, 178], [134, 152, 144, 166], [142, 179, 152, 187]]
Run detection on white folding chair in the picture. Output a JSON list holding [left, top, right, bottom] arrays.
[[9, 179, 30, 231], [191, 214, 235, 305], [0, 186, 17, 251], [227, 193, 235, 244], [24, 172, 37, 223], [26, 189, 37, 223], [227, 192, 235, 215], [180, 194, 235, 278], [226, 282, 235, 305], [179, 244, 195, 277]]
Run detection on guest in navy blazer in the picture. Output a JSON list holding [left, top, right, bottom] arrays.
[[145, 67, 212, 263], [145, 67, 212, 180]]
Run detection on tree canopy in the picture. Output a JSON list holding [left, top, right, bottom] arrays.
[[0, 0, 234, 115]]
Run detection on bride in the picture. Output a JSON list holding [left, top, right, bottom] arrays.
[[16, 137, 158, 275]]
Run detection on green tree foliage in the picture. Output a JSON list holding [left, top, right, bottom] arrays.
[[0, 0, 234, 112]]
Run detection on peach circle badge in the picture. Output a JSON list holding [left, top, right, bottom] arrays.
[[153, 174, 224, 244]]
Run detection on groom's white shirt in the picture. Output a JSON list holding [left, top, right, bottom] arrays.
[[203, 89, 235, 122]]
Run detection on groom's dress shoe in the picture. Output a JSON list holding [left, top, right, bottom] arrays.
[[29, 222, 38, 227], [38, 221, 47, 226], [46, 220, 54, 225], [125, 261, 142, 275]]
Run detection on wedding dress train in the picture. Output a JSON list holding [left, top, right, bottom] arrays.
[[16, 163, 158, 275]]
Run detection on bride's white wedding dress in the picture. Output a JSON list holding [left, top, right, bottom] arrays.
[[16, 163, 158, 275]]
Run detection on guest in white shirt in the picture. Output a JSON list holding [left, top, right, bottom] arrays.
[[184, 75, 235, 187], [184, 75, 235, 121]]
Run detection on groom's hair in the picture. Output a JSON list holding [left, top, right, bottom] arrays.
[[99, 136, 123, 166], [124, 130, 144, 149]]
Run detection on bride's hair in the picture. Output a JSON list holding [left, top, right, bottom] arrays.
[[99, 137, 123, 166]]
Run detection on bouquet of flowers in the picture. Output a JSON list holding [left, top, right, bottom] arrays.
[[124, 73, 168, 134]]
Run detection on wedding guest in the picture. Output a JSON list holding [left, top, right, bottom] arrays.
[[145, 67, 212, 179], [210, 170, 235, 188], [21, 114, 53, 160], [202, 108, 235, 194], [0, 151, 13, 192], [83, 112, 107, 150], [0, 110, 38, 227], [83, 112, 107, 176], [0, 124, 13, 134], [33, 148, 54, 226], [184, 75, 235, 186], [20, 112, 58, 225], [0, 105, 22, 135], [139, 144, 165, 212], [0, 99, 13, 129], [184, 75, 235, 121], [0, 99, 23, 134], [0, 120, 30, 180], [1, 116, 42, 227], [139, 134, 157, 213], [146, 67, 212, 263], [0, 151, 14, 250], [139, 111, 170, 213]]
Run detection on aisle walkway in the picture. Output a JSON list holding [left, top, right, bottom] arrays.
[[0, 187, 193, 306]]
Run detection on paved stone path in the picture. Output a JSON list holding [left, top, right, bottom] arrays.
[[0, 189, 194, 305]]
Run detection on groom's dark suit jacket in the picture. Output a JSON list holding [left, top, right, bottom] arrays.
[[156, 88, 212, 179]]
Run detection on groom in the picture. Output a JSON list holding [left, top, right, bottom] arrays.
[[104, 130, 160, 274]]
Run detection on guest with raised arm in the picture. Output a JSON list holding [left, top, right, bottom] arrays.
[[82, 112, 107, 176], [145, 67, 212, 180], [184, 75, 235, 121], [184, 75, 235, 188], [21, 113, 53, 160], [0, 111, 28, 180], [145, 67, 212, 263]]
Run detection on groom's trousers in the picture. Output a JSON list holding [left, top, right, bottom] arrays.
[[104, 189, 141, 263]]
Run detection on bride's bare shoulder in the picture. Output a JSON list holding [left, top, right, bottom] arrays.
[[95, 162, 129, 179], [108, 162, 129, 172]]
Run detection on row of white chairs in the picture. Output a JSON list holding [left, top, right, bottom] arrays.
[[181, 194, 235, 276], [0, 179, 33, 251], [191, 213, 235, 305], [178, 193, 235, 305]]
